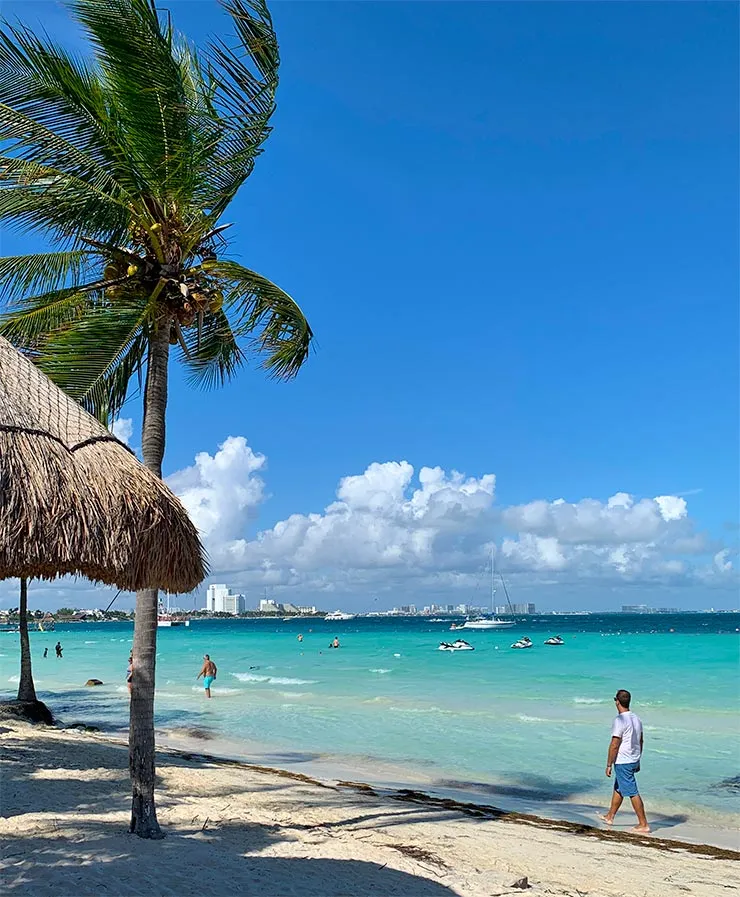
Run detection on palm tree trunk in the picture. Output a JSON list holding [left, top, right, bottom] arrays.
[[17, 578, 37, 703], [129, 315, 171, 839]]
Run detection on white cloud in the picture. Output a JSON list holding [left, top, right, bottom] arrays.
[[502, 492, 689, 545], [161, 435, 736, 600], [713, 549, 733, 573], [166, 436, 266, 546], [8, 434, 732, 611], [110, 417, 133, 444]]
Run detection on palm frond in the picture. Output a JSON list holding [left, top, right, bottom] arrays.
[[31, 297, 150, 415], [0, 286, 101, 346], [0, 156, 132, 241], [0, 250, 93, 304], [199, 0, 279, 217], [0, 24, 141, 200], [69, 0, 199, 204], [178, 308, 246, 389], [213, 259, 312, 379]]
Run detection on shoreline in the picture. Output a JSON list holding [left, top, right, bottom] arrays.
[[155, 725, 739, 852], [1, 720, 739, 897]]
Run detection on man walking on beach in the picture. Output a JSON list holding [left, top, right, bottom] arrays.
[[197, 654, 217, 698], [601, 688, 650, 833]]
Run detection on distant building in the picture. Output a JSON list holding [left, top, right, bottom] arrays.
[[259, 598, 280, 613], [206, 583, 245, 614], [297, 605, 317, 615], [621, 605, 679, 614], [496, 603, 535, 615]]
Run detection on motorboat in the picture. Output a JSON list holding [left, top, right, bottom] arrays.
[[544, 636, 564, 646], [511, 636, 533, 649], [438, 639, 475, 652], [324, 610, 355, 622]]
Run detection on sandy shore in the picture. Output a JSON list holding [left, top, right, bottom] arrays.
[[1, 721, 738, 897]]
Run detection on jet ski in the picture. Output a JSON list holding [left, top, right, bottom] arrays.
[[511, 636, 533, 649], [438, 639, 475, 651], [544, 636, 564, 646]]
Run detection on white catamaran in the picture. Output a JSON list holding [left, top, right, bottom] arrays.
[[461, 548, 515, 630]]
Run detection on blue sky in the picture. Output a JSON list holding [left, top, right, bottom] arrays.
[[2, 2, 738, 611]]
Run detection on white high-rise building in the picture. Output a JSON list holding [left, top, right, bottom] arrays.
[[206, 584, 245, 615]]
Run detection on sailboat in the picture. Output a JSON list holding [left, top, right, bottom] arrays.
[[157, 592, 190, 628], [462, 548, 515, 630]]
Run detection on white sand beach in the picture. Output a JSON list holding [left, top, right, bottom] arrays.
[[1, 720, 738, 897]]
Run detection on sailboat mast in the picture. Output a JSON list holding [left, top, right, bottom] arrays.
[[490, 546, 495, 614]]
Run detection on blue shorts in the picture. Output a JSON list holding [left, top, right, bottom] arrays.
[[203, 676, 214, 689], [614, 761, 640, 797]]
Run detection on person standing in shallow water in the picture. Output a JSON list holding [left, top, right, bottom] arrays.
[[197, 654, 217, 698], [601, 688, 650, 833], [55, 641, 62, 658]]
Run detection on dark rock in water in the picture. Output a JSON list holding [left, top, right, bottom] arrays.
[[0, 699, 54, 726], [85, 679, 104, 687], [65, 722, 101, 732], [713, 775, 740, 793], [170, 726, 214, 741]]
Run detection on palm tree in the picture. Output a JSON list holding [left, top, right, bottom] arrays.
[[0, 0, 313, 838], [17, 578, 37, 703]]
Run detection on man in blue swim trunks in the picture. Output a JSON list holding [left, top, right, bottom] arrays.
[[601, 688, 650, 833], [197, 654, 218, 698]]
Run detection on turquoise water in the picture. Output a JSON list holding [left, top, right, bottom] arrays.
[[2, 614, 738, 832]]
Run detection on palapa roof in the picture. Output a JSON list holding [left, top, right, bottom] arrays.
[[0, 336, 206, 592]]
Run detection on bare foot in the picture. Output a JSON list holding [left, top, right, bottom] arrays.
[[599, 814, 614, 825], [631, 825, 651, 834]]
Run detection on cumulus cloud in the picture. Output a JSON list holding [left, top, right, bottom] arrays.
[[162, 435, 736, 598], [110, 417, 133, 444], [167, 436, 266, 545], [502, 493, 688, 545]]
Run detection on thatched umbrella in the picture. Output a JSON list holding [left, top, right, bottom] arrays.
[[0, 335, 206, 722], [0, 335, 205, 591]]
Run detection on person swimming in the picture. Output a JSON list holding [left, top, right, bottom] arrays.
[[330, 637, 340, 649]]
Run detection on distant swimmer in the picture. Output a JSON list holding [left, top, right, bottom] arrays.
[[55, 641, 63, 658], [126, 655, 133, 694], [297, 634, 303, 642], [330, 637, 340, 649], [43, 647, 48, 659], [601, 688, 650, 833], [197, 654, 218, 698]]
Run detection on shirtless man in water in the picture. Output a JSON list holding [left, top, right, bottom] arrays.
[[197, 654, 218, 698]]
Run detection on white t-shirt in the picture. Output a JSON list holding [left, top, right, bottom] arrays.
[[611, 711, 643, 763]]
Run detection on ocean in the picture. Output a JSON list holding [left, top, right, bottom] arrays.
[[2, 613, 738, 843]]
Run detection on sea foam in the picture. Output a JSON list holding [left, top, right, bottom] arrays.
[[232, 673, 316, 685]]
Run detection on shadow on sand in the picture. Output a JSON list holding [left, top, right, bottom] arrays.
[[0, 730, 461, 897]]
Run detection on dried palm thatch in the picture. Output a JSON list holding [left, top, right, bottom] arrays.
[[0, 337, 206, 592]]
